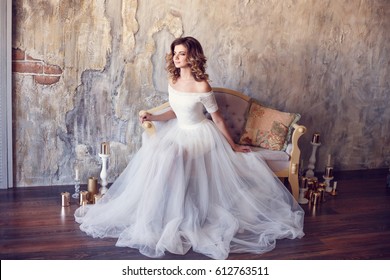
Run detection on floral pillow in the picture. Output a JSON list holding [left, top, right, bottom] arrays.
[[238, 100, 300, 151]]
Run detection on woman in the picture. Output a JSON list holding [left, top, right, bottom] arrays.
[[75, 36, 304, 260]]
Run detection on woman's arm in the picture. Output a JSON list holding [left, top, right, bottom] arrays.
[[139, 109, 176, 123], [210, 110, 251, 153]]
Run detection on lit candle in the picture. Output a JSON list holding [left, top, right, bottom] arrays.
[[312, 133, 320, 144], [325, 166, 333, 178], [100, 142, 110, 155], [327, 154, 331, 166], [75, 168, 79, 181]]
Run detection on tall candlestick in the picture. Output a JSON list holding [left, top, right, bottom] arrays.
[[305, 141, 321, 178], [72, 167, 80, 199], [98, 153, 110, 195]]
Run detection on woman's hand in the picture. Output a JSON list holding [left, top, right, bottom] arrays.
[[139, 111, 153, 124], [232, 144, 252, 153]]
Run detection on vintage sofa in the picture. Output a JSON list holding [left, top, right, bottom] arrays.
[[140, 87, 306, 200]]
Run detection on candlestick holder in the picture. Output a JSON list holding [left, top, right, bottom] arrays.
[[305, 141, 321, 178], [298, 187, 309, 204], [72, 179, 80, 199], [323, 175, 334, 192], [99, 153, 109, 195], [317, 183, 326, 203]]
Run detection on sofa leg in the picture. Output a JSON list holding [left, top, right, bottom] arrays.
[[288, 174, 299, 201]]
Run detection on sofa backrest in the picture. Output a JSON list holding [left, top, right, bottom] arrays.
[[210, 88, 251, 143]]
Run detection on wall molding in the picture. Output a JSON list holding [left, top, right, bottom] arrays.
[[0, 0, 13, 189]]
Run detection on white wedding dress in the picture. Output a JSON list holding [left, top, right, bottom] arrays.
[[74, 85, 304, 259]]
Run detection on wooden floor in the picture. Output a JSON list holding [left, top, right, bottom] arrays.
[[1, 170, 390, 260]]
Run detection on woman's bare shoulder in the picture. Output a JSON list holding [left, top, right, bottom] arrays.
[[195, 80, 212, 93]]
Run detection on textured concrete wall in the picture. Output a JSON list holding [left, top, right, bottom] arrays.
[[12, 0, 390, 187]]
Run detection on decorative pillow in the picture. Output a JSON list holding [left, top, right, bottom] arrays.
[[239, 100, 300, 151]]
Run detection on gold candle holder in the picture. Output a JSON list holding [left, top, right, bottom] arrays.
[[317, 183, 326, 202], [306, 181, 314, 200], [311, 191, 320, 205], [94, 194, 102, 204], [79, 191, 89, 205], [61, 192, 70, 207], [87, 177, 98, 203]]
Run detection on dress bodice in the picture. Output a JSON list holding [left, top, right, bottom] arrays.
[[169, 85, 218, 128]]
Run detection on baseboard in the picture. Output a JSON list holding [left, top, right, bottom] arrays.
[[315, 168, 388, 181]]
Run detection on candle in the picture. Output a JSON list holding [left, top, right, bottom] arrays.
[[100, 142, 110, 155], [325, 166, 333, 178], [61, 192, 70, 207], [333, 181, 337, 190], [301, 176, 308, 189], [87, 177, 98, 203], [79, 191, 89, 206], [311, 133, 320, 144], [75, 168, 79, 181], [311, 191, 320, 205], [327, 154, 331, 166], [94, 194, 102, 204]]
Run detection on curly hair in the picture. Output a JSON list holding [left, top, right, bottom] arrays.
[[166, 36, 209, 83]]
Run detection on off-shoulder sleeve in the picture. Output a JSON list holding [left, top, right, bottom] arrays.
[[199, 92, 218, 113]]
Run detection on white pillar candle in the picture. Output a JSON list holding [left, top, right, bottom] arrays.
[[75, 168, 79, 181], [333, 181, 337, 190]]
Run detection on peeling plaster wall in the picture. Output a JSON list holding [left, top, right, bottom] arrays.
[[12, 0, 390, 187]]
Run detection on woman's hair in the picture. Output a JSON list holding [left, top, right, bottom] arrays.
[[166, 36, 209, 83]]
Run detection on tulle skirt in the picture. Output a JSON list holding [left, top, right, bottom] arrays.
[[74, 118, 304, 259]]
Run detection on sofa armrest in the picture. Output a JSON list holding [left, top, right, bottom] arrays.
[[290, 123, 306, 168], [139, 102, 170, 135], [288, 123, 306, 200]]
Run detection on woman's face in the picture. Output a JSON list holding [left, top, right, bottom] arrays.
[[173, 44, 189, 68]]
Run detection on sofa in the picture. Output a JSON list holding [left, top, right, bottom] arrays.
[[140, 87, 306, 201]]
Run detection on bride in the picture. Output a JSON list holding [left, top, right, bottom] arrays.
[[74, 36, 304, 260]]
